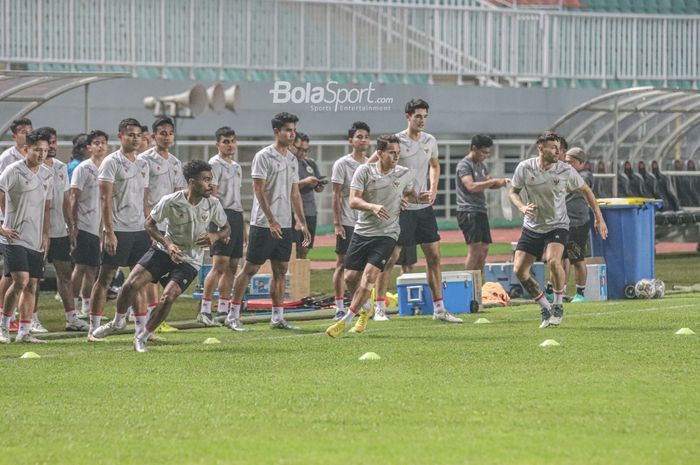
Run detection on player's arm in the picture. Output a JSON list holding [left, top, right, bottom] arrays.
[[427, 158, 440, 204], [461, 174, 506, 193], [99, 180, 117, 255], [69, 187, 81, 248], [0, 190, 20, 241], [349, 188, 389, 220], [253, 177, 281, 239], [576, 183, 608, 239], [42, 199, 51, 255], [508, 185, 536, 219], [290, 182, 311, 247], [403, 188, 431, 204], [145, 214, 183, 263], [143, 189, 150, 220], [332, 182, 345, 239]]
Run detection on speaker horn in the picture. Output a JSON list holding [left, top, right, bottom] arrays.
[[143, 84, 208, 116], [224, 85, 240, 113], [207, 83, 226, 113]]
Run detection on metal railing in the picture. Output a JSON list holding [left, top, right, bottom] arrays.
[[2, 0, 698, 88]]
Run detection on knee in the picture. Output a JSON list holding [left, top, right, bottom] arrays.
[[514, 265, 528, 282], [547, 257, 562, 270], [159, 291, 178, 306]]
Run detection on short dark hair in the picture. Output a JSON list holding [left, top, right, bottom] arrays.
[[558, 136, 569, 151], [36, 126, 57, 138], [271, 112, 299, 131], [404, 98, 429, 115], [118, 118, 142, 134], [536, 131, 560, 145], [376, 134, 400, 152], [87, 130, 108, 145], [152, 117, 174, 133], [25, 129, 51, 146], [348, 121, 370, 139], [71, 133, 89, 159], [141, 125, 149, 134], [215, 126, 236, 141], [10, 118, 32, 134], [295, 132, 309, 143], [470, 134, 493, 150], [183, 159, 213, 182]]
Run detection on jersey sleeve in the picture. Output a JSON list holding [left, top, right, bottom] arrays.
[[150, 196, 168, 224], [331, 159, 344, 185], [210, 161, 222, 187], [567, 167, 585, 191], [98, 157, 117, 183], [251, 152, 267, 180], [350, 165, 368, 192], [61, 166, 70, 192], [173, 161, 186, 190], [456, 159, 473, 179], [511, 162, 526, 189], [70, 164, 86, 190], [140, 160, 150, 189], [402, 171, 417, 194], [429, 137, 439, 159], [291, 158, 300, 184], [0, 166, 15, 193], [210, 199, 228, 228]]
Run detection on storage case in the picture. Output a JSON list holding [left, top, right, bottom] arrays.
[[483, 262, 545, 298], [397, 271, 477, 316], [584, 263, 608, 301]]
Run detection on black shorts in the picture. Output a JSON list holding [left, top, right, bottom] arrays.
[[246, 225, 293, 265], [335, 225, 354, 255], [516, 228, 569, 259], [396, 244, 417, 266], [294, 215, 317, 250], [344, 234, 397, 272], [565, 222, 591, 264], [47, 236, 72, 263], [397, 206, 440, 247], [3, 244, 44, 279], [138, 246, 197, 292], [72, 230, 101, 267], [457, 211, 492, 244], [209, 209, 244, 259], [101, 230, 151, 268]]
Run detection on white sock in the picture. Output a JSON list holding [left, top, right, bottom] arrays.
[[362, 299, 371, 312], [1, 313, 11, 328], [10, 311, 16, 323], [89, 314, 102, 332], [18, 320, 31, 337], [81, 298, 91, 315], [114, 312, 126, 325], [126, 306, 134, 318], [216, 300, 230, 315], [65, 309, 77, 322], [73, 297, 81, 311], [134, 311, 148, 335], [535, 292, 552, 311], [433, 299, 445, 313], [201, 298, 212, 315], [32, 313, 40, 323], [271, 306, 284, 322], [375, 300, 386, 313], [228, 301, 242, 321], [147, 303, 157, 316], [334, 297, 344, 312], [554, 289, 565, 306], [341, 307, 357, 324], [137, 328, 152, 343]]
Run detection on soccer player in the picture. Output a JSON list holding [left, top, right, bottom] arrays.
[[138, 117, 186, 326], [224, 112, 310, 332], [330, 121, 370, 320], [39, 127, 89, 332], [70, 130, 108, 319], [109, 160, 229, 352], [455, 134, 510, 274], [326, 134, 429, 338], [89, 118, 150, 341], [0, 130, 53, 344], [0, 118, 32, 332], [371, 99, 462, 323], [198, 127, 246, 326], [563, 147, 595, 302], [289, 132, 324, 259], [138, 124, 151, 154], [509, 131, 608, 328], [67, 133, 89, 180]]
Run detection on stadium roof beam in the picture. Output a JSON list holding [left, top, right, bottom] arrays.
[[0, 71, 129, 138]]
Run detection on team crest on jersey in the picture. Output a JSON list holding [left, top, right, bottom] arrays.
[[393, 180, 400, 189], [201, 212, 209, 221], [423, 146, 430, 154], [553, 179, 560, 186], [141, 170, 147, 178]]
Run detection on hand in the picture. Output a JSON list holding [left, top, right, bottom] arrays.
[[314, 183, 325, 193], [0, 226, 20, 243], [269, 219, 283, 240], [497, 178, 510, 188], [69, 225, 78, 249], [217, 230, 230, 245], [243, 231, 248, 250], [167, 242, 184, 264], [104, 231, 118, 256], [400, 197, 409, 210], [595, 216, 608, 240], [300, 225, 312, 248], [417, 191, 432, 204], [334, 224, 346, 239], [519, 203, 538, 219], [428, 190, 437, 205], [41, 236, 49, 260], [370, 204, 390, 220]]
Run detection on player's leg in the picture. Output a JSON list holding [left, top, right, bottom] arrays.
[[6, 271, 29, 341], [16, 276, 44, 343], [545, 238, 567, 326], [373, 245, 400, 319], [421, 241, 463, 323], [200, 254, 230, 325], [54, 259, 88, 331]]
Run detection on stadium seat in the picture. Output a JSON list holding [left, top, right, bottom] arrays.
[[651, 160, 681, 211], [617, 168, 631, 197], [193, 68, 218, 80], [638, 161, 659, 198], [330, 72, 352, 84], [222, 69, 246, 81], [623, 161, 651, 197]]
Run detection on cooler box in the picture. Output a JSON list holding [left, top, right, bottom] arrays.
[[483, 262, 545, 299], [584, 263, 607, 301], [397, 273, 432, 316], [397, 272, 477, 316]]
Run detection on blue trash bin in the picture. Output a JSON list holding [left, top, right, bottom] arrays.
[[590, 198, 663, 299]]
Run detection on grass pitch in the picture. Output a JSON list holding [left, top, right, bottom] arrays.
[[1, 292, 699, 464]]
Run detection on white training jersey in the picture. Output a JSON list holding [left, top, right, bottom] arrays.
[[46, 158, 70, 238], [331, 153, 365, 228], [511, 157, 585, 233], [208, 154, 243, 212], [250, 145, 299, 229], [70, 159, 101, 236], [150, 191, 227, 270], [0, 161, 54, 251], [98, 150, 149, 232], [396, 129, 438, 211], [137, 148, 186, 230], [0, 146, 24, 223]]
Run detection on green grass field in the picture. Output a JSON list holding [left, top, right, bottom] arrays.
[[1, 254, 699, 464]]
